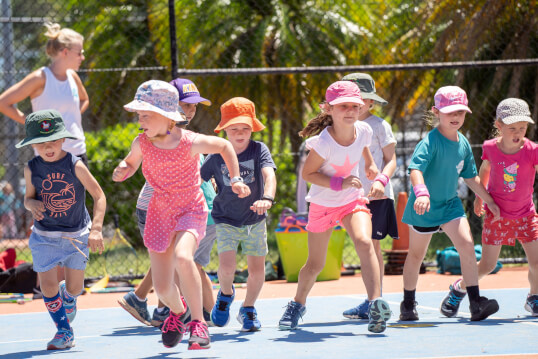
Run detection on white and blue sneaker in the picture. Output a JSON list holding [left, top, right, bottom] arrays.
[[47, 328, 75, 350], [59, 281, 77, 323], [237, 306, 261, 332], [368, 298, 391, 333], [278, 301, 306, 330], [343, 299, 370, 319]]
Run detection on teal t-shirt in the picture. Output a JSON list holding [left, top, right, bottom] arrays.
[[200, 155, 216, 225], [402, 128, 477, 227]]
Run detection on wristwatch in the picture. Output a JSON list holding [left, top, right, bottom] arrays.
[[230, 176, 244, 184], [261, 195, 276, 204]]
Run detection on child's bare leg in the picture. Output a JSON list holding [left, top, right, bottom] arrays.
[[243, 255, 265, 306], [39, 267, 60, 297], [403, 230, 432, 290], [522, 240, 538, 294], [134, 267, 153, 300], [175, 232, 203, 322], [294, 229, 332, 305], [149, 246, 185, 316], [372, 240, 384, 289], [64, 268, 85, 297], [442, 218, 478, 287], [217, 251, 237, 295], [460, 244, 502, 290], [197, 264, 215, 311], [342, 211, 380, 299]]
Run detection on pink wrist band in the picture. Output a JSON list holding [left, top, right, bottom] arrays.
[[330, 176, 344, 191], [413, 184, 430, 198], [375, 173, 389, 187]]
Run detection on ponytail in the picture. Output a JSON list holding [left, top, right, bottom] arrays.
[[44, 22, 83, 58], [299, 111, 334, 138]]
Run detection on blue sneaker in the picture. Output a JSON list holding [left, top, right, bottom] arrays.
[[118, 291, 151, 326], [440, 282, 466, 318], [152, 307, 171, 328], [368, 298, 391, 333], [59, 281, 76, 323], [47, 328, 75, 350], [278, 301, 306, 330], [211, 286, 235, 327], [525, 294, 538, 316], [237, 306, 261, 332], [343, 299, 369, 319]]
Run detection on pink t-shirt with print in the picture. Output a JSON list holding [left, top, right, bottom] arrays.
[[482, 138, 538, 219]]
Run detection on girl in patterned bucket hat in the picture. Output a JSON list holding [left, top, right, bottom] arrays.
[[439, 98, 538, 318], [114, 80, 250, 350]]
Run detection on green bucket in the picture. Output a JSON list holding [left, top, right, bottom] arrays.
[[275, 225, 346, 282]]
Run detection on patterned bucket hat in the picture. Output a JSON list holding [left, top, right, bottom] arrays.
[[124, 80, 185, 122]]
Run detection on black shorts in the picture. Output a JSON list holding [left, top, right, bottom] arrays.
[[411, 225, 443, 234], [367, 198, 399, 240]]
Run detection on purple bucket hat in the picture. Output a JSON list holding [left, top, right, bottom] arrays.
[[124, 80, 185, 122], [169, 78, 211, 106]]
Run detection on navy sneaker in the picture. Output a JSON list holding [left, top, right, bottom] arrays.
[[440, 282, 466, 318], [211, 286, 235, 327], [343, 298, 369, 319], [152, 307, 170, 328], [118, 291, 151, 326], [368, 299, 392, 333], [525, 294, 538, 316], [278, 301, 306, 330], [59, 281, 77, 324], [237, 306, 261, 332], [470, 296, 499, 321], [161, 310, 188, 348], [399, 300, 419, 321], [203, 308, 214, 327]]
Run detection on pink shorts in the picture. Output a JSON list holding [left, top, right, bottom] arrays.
[[482, 211, 538, 246], [306, 199, 370, 233]]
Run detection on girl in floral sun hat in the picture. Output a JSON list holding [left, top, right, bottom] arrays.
[[113, 80, 250, 350]]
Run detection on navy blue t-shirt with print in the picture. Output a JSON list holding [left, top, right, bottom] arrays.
[[28, 152, 91, 232], [201, 140, 276, 227]]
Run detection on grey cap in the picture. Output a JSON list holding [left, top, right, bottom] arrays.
[[341, 73, 388, 106], [496, 98, 534, 125]]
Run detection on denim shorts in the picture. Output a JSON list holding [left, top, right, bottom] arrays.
[[29, 231, 89, 272], [216, 219, 268, 256], [137, 208, 216, 266]]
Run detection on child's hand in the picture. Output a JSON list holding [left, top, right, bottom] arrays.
[[485, 200, 501, 221], [342, 175, 362, 190], [250, 199, 272, 215], [112, 163, 130, 182], [367, 181, 385, 199], [27, 199, 45, 221], [365, 164, 378, 181], [414, 196, 430, 215], [232, 182, 251, 198], [88, 230, 105, 255], [474, 197, 485, 217]]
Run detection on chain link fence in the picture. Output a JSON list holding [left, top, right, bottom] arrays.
[[0, 1, 537, 280]]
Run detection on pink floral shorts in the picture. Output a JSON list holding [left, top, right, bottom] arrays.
[[482, 211, 538, 246]]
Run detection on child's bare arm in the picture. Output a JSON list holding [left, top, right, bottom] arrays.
[[112, 137, 143, 182], [368, 143, 396, 199], [192, 134, 250, 197], [75, 161, 107, 254], [23, 165, 45, 220], [362, 147, 378, 180], [464, 171, 500, 220], [250, 167, 276, 215], [473, 160, 492, 216]]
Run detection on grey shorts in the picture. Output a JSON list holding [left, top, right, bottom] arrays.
[[137, 208, 216, 267], [29, 231, 89, 272]]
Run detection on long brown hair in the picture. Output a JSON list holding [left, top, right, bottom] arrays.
[[299, 111, 333, 138]]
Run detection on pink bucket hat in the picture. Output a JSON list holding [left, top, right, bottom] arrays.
[[433, 86, 472, 114], [325, 81, 365, 106]]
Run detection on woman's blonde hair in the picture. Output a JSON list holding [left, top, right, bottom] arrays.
[[44, 22, 83, 58]]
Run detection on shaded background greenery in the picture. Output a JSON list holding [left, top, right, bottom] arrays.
[[0, 0, 536, 279]]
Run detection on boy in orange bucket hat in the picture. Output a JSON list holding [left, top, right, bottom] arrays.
[[201, 97, 277, 332]]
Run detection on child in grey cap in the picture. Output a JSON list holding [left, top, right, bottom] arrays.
[[439, 98, 538, 318]]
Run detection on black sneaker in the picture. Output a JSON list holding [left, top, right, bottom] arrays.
[[399, 300, 419, 321], [470, 296, 499, 321], [440, 283, 466, 318], [161, 310, 187, 348]]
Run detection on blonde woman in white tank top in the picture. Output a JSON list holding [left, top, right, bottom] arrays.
[[0, 22, 89, 161]]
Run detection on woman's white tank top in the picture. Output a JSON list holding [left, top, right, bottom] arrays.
[[31, 67, 86, 155]]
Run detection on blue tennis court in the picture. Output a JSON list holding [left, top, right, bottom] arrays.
[[1, 288, 536, 359]]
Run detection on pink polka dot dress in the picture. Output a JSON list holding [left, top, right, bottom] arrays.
[[139, 130, 208, 253]]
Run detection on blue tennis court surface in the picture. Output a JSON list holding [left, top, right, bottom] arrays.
[[1, 288, 536, 359]]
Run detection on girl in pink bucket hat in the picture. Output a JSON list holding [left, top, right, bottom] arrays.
[[278, 81, 392, 334], [113, 80, 250, 350], [400, 85, 501, 322]]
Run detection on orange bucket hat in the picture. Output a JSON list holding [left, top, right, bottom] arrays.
[[214, 97, 265, 133]]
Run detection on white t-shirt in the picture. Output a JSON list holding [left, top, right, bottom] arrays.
[[359, 115, 397, 200], [305, 121, 372, 207]]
